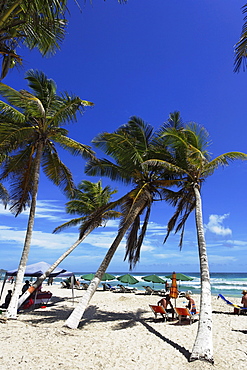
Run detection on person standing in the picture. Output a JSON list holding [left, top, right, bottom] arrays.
[[241, 290, 247, 308]]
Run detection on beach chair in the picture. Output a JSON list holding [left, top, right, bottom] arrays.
[[106, 284, 117, 291], [143, 286, 161, 295], [174, 307, 199, 324], [218, 294, 247, 315], [149, 305, 168, 321], [117, 284, 132, 293], [102, 283, 110, 291]]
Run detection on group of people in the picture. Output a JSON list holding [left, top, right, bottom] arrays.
[[157, 290, 247, 320], [157, 292, 196, 320]]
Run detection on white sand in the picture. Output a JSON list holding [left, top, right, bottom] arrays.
[[0, 282, 246, 370]]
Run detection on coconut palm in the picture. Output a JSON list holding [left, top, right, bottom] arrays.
[[234, 4, 247, 72], [145, 120, 247, 363], [0, 69, 94, 318], [64, 116, 175, 329], [17, 179, 121, 308], [0, 0, 68, 79], [0, 0, 128, 79]]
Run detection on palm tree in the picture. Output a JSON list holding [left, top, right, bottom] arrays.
[[0, 0, 68, 79], [17, 179, 121, 308], [145, 119, 247, 363], [64, 116, 175, 329], [0, 69, 94, 319], [234, 4, 247, 72]]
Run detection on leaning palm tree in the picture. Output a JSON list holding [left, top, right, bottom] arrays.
[[0, 0, 67, 79], [17, 179, 121, 308], [64, 116, 175, 329], [0, 69, 94, 319], [145, 120, 247, 363]]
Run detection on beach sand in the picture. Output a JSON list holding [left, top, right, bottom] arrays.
[[0, 282, 246, 370]]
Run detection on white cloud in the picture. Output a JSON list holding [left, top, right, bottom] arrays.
[[208, 254, 237, 264], [0, 200, 69, 222], [204, 214, 232, 236]]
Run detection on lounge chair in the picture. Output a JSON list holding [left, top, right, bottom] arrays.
[[174, 307, 199, 324], [218, 294, 247, 315], [143, 286, 161, 295], [106, 283, 117, 291], [149, 305, 168, 321], [117, 284, 133, 293]]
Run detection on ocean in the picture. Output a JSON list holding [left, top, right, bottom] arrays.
[[71, 272, 247, 298]]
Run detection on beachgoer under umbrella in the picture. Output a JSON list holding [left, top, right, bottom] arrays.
[[22, 280, 31, 294]]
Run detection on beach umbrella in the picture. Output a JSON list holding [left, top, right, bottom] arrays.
[[101, 273, 116, 281], [117, 274, 139, 285], [165, 272, 194, 289], [81, 273, 115, 281], [142, 274, 165, 287], [165, 273, 194, 282], [81, 273, 95, 281], [169, 272, 178, 299]]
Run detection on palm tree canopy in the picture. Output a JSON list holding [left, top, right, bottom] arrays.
[[85, 116, 175, 269], [0, 0, 68, 79], [53, 179, 122, 236], [145, 116, 247, 247], [0, 69, 95, 215]]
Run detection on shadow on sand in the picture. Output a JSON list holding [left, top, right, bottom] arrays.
[[19, 297, 191, 361]]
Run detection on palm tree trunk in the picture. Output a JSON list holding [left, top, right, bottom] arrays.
[[17, 225, 95, 308], [5, 141, 44, 319], [65, 202, 144, 329], [190, 184, 214, 363]]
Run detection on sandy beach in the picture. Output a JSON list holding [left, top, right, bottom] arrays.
[[0, 282, 246, 370]]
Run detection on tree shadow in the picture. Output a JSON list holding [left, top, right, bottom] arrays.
[[19, 302, 191, 361], [232, 329, 247, 334]]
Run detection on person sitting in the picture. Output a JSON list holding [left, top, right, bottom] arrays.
[[185, 292, 196, 314], [241, 290, 247, 308], [1, 290, 12, 308], [157, 294, 175, 320], [22, 280, 31, 294]]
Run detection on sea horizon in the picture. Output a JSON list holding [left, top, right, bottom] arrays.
[[71, 271, 247, 299]]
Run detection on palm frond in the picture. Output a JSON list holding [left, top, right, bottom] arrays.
[[41, 147, 75, 197], [25, 69, 57, 105], [47, 94, 92, 126], [85, 158, 132, 184], [0, 82, 27, 109], [234, 4, 247, 72], [52, 134, 95, 160], [0, 101, 26, 123], [0, 124, 35, 152], [1, 146, 35, 215], [0, 182, 9, 207], [53, 216, 86, 233]]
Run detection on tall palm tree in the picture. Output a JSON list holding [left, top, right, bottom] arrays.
[[0, 0, 68, 79], [17, 179, 121, 308], [64, 116, 175, 329], [145, 120, 247, 363], [0, 69, 94, 319]]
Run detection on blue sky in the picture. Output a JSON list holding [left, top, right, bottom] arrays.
[[1, 0, 247, 273]]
